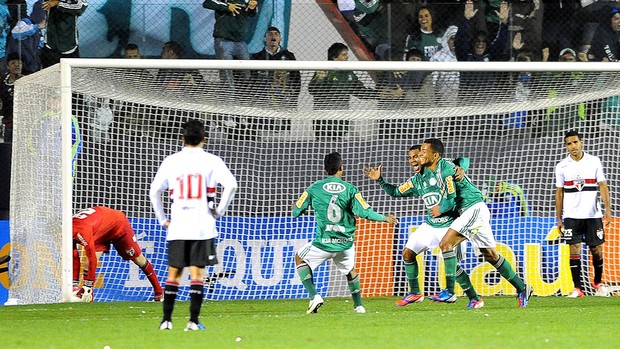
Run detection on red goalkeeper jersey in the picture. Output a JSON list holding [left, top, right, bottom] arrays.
[[73, 206, 141, 282]]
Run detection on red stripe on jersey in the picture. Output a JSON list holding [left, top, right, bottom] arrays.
[[564, 179, 597, 186], [207, 187, 216, 193]]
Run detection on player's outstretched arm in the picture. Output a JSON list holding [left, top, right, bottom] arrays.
[[363, 164, 382, 181]]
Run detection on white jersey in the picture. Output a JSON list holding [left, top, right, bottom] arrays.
[[150, 147, 238, 240], [555, 152, 606, 219]]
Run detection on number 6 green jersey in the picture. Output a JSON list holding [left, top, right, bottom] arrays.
[[293, 176, 388, 252]]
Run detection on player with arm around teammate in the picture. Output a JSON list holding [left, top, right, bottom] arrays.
[[150, 119, 238, 331], [364, 145, 484, 309], [293, 152, 398, 314], [555, 130, 612, 298], [71, 206, 163, 302], [422, 138, 533, 307]]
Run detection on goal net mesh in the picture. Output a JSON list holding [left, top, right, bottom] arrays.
[[9, 61, 620, 303]]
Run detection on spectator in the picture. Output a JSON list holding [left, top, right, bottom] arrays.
[[589, 6, 620, 62], [5, 0, 43, 74], [308, 42, 379, 140], [352, 0, 389, 59], [1, 52, 25, 143], [40, 0, 88, 68], [155, 41, 205, 138], [203, 0, 257, 90], [404, 6, 441, 61], [456, 1, 509, 97], [509, 0, 544, 61], [430, 25, 459, 107], [123, 43, 140, 59], [576, 0, 619, 56], [250, 26, 300, 136], [337, 0, 356, 25]]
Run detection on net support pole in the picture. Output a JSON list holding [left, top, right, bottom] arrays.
[[60, 59, 73, 302]]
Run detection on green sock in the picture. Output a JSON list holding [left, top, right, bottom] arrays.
[[296, 263, 317, 297], [493, 255, 526, 292], [404, 260, 421, 295], [347, 274, 363, 307], [442, 250, 457, 294], [456, 265, 480, 300]]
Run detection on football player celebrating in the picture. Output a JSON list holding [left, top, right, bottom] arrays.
[[72, 206, 163, 302]]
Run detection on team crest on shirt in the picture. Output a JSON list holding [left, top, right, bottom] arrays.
[[429, 178, 437, 186], [574, 179, 585, 191], [126, 248, 135, 257], [597, 228, 604, 240]]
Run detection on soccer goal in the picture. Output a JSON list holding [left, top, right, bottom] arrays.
[[8, 58, 620, 304]]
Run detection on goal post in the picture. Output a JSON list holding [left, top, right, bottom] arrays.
[[9, 58, 620, 304]]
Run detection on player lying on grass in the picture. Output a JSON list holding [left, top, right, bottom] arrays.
[[364, 145, 484, 309], [293, 152, 398, 314], [72, 206, 163, 302]]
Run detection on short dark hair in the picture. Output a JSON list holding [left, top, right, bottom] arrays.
[[6, 52, 21, 63], [182, 119, 206, 146], [324, 152, 343, 175], [406, 49, 423, 61], [423, 138, 445, 157], [409, 145, 421, 151], [163, 41, 183, 58], [124, 43, 139, 52], [328, 42, 348, 61], [564, 130, 582, 142]]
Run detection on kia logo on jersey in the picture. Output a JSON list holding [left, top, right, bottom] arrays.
[[323, 183, 346, 194]]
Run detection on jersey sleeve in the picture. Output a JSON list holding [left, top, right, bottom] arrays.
[[149, 159, 170, 226], [453, 157, 470, 171], [73, 225, 97, 282], [350, 188, 387, 222], [555, 162, 564, 188], [595, 157, 607, 183], [377, 176, 419, 198], [211, 157, 239, 216], [437, 163, 457, 214], [292, 190, 311, 217]]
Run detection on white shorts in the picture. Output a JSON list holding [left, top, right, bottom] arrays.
[[297, 242, 355, 275], [406, 222, 470, 260], [450, 201, 497, 248], [405, 222, 448, 254]]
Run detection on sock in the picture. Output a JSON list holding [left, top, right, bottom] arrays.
[[347, 274, 362, 307], [140, 260, 163, 295], [456, 265, 479, 300], [72, 249, 80, 283], [404, 260, 421, 295], [442, 250, 457, 294], [189, 280, 204, 324], [493, 255, 526, 293], [570, 254, 582, 289], [162, 281, 178, 322], [592, 253, 604, 285], [296, 263, 317, 297]]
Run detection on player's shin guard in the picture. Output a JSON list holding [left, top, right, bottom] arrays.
[[189, 280, 204, 324], [493, 255, 526, 292], [592, 253, 604, 285], [296, 263, 317, 297], [569, 254, 582, 289], [456, 265, 479, 300], [347, 274, 362, 307], [442, 250, 457, 294], [162, 281, 179, 322], [404, 260, 421, 295], [140, 260, 163, 295]]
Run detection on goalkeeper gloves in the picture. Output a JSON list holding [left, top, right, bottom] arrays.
[[71, 279, 94, 302]]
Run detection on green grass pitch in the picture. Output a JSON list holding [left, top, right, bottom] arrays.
[[1, 296, 619, 349]]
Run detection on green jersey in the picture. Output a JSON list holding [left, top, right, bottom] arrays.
[[453, 175, 485, 214], [378, 158, 461, 228], [293, 176, 387, 252]]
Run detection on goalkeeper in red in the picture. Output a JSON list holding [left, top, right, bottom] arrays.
[[150, 119, 238, 331], [293, 152, 397, 314], [72, 206, 163, 302]]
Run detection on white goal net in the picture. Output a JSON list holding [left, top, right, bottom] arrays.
[[8, 59, 620, 304]]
